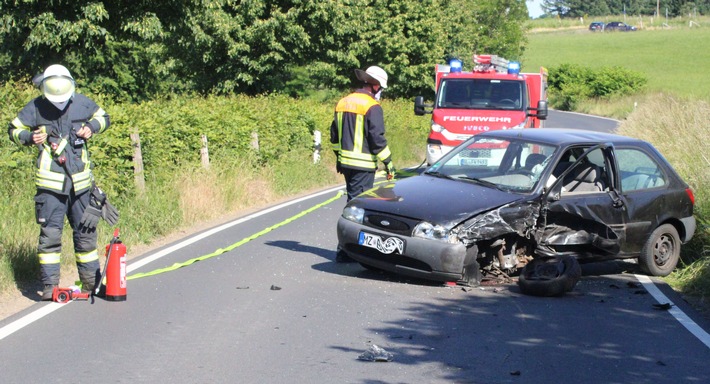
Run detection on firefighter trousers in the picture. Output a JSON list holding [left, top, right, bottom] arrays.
[[342, 168, 375, 202], [34, 190, 99, 286]]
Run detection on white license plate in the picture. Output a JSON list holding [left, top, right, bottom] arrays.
[[460, 158, 488, 166], [358, 231, 405, 255]]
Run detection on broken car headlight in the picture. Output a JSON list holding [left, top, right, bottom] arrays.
[[342, 206, 365, 224], [413, 222, 451, 242]]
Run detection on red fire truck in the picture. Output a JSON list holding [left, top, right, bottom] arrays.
[[415, 54, 548, 164]]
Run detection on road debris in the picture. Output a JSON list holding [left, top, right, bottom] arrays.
[[358, 344, 393, 362], [653, 303, 673, 310], [270, 285, 282, 291]]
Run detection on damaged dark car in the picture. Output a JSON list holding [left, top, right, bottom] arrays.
[[336, 129, 696, 287]]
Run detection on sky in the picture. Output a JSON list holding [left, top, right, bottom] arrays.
[[528, 0, 544, 18]]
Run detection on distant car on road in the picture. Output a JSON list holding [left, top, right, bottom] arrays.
[[589, 21, 605, 32], [337, 129, 696, 289], [605, 21, 637, 31]]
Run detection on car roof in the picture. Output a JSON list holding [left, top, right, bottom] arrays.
[[477, 128, 645, 147]]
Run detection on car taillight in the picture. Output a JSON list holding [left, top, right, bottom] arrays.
[[686, 188, 695, 205]]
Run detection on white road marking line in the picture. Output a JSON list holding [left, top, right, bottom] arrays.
[[0, 303, 66, 341], [0, 185, 344, 342], [636, 274, 710, 349]]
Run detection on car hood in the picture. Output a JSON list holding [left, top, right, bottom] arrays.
[[351, 175, 529, 226]]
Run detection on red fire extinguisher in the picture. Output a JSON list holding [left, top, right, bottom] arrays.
[[96, 228, 127, 301]]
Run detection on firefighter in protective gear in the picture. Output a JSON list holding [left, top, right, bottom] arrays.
[[330, 66, 395, 262], [330, 65, 395, 202], [7, 64, 111, 300]]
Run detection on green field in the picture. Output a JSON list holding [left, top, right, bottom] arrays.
[[522, 26, 710, 101]]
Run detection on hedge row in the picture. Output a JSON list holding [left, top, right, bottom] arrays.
[[1, 81, 430, 201]]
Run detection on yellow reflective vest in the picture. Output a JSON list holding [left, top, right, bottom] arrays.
[[7, 94, 110, 195], [330, 90, 391, 171]]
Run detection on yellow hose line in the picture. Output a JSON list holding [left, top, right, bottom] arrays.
[[127, 190, 344, 280]]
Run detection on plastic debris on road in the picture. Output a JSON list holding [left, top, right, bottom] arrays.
[[358, 344, 394, 362]]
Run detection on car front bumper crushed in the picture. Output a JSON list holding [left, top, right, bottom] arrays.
[[337, 217, 467, 282]]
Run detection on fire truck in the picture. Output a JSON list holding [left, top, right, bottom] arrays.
[[415, 54, 548, 165]]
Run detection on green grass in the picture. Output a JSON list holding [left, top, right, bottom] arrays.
[[522, 22, 710, 101]]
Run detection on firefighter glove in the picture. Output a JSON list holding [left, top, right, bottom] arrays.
[[336, 162, 343, 174], [79, 204, 102, 232], [385, 162, 396, 180], [102, 201, 120, 226]]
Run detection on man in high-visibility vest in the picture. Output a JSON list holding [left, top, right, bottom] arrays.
[[330, 66, 395, 201], [7, 64, 117, 300], [330, 66, 395, 262]]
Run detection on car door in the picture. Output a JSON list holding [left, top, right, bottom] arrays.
[[538, 144, 630, 259], [613, 145, 671, 253]]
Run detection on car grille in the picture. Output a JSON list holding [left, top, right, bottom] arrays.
[[364, 213, 416, 235]]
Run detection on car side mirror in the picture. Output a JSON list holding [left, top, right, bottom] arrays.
[[414, 96, 433, 116], [534, 100, 548, 120]]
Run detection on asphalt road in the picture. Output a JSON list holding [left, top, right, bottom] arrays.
[[1, 111, 708, 383]]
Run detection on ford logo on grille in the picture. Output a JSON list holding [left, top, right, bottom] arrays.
[[380, 220, 390, 227]]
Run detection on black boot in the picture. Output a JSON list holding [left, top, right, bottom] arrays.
[[78, 269, 99, 293], [41, 284, 58, 301]]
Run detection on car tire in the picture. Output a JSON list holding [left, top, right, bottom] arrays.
[[518, 256, 581, 297], [638, 224, 680, 277]]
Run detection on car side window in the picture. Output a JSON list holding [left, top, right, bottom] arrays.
[[616, 148, 667, 191], [548, 146, 610, 194]]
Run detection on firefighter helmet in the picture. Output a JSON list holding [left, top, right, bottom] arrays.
[[355, 66, 388, 89], [41, 65, 75, 103]]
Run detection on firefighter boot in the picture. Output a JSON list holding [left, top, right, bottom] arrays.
[[78, 268, 99, 293], [41, 284, 58, 301]]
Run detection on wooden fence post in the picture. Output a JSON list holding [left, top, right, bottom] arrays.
[[201, 134, 210, 169], [130, 132, 145, 194], [251, 131, 259, 151]]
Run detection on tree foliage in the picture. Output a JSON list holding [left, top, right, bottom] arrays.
[[0, 0, 530, 100]]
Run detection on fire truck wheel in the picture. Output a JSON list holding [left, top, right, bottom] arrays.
[[518, 256, 581, 297]]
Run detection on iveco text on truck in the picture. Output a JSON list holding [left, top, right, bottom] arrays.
[[415, 54, 548, 164]]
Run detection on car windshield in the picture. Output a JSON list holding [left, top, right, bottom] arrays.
[[437, 79, 524, 110], [425, 135, 557, 193]]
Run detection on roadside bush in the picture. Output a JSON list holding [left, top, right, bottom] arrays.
[[548, 64, 647, 110]]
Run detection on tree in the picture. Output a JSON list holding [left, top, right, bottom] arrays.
[[0, 0, 531, 100]]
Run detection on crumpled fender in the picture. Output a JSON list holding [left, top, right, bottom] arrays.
[[454, 200, 541, 243]]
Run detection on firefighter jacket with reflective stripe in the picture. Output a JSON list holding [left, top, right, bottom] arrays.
[[7, 94, 110, 195], [330, 89, 391, 172]]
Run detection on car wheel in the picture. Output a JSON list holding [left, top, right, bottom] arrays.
[[518, 256, 581, 297], [639, 224, 680, 277]]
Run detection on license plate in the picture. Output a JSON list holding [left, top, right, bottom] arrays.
[[358, 231, 405, 255], [460, 157, 488, 166]]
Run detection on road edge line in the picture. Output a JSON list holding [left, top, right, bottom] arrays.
[[636, 274, 710, 349]]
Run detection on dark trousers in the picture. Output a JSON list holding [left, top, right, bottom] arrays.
[[342, 168, 375, 201], [34, 190, 99, 285]]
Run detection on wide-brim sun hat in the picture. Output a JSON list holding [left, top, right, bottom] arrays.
[[41, 64, 75, 103], [355, 66, 388, 88]]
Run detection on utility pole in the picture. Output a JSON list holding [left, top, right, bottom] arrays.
[[657, 0, 660, 18]]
